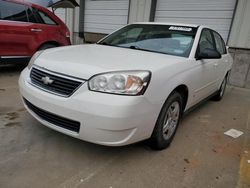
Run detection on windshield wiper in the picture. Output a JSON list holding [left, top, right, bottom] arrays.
[[128, 45, 157, 53], [129, 45, 152, 51], [99, 43, 169, 55], [98, 42, 117, 47], [129, 45, 140, 49], [128, 45, 170, 55]]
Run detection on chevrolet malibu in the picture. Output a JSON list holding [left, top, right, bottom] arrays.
[[19, 23, 233, 150]]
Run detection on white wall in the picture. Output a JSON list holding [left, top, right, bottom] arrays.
[[228, 0, 250, 49], [54, 8, 66, 23], [128, 0, 151, 23]]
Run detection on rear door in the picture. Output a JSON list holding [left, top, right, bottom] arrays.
[[0, 1, 33, 57], [26, 7, 62, 48], [212, 31, 229, 87]]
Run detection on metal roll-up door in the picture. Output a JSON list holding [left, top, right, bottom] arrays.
[[155, 0, 237, 42], [84, 0, 129, 34]]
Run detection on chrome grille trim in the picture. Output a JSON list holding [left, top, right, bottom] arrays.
[[30, 66, 85, 97]]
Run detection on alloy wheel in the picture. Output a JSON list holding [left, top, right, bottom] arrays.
[[162, 101, 180, 140]]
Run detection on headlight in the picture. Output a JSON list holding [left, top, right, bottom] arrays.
[[28, 50, 44, 69], [88, 71, 151, 95]]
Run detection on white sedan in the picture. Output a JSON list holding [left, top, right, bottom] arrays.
[[19, 23, 233, 150]]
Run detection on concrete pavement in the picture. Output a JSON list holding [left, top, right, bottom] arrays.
[[0, 64, 250, 188]]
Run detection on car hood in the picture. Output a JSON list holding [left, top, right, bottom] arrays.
[[35, 44, 186, 79]]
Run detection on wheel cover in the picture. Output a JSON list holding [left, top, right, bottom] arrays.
[[162, 101, 180, 140]]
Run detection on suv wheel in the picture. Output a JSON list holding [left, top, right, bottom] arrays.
[[38, 44, 57, 51]]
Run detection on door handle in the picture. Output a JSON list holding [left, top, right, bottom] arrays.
[[31, 28, 42, 32], [214, 63, 218, 67]]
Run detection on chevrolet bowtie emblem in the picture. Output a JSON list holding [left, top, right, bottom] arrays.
[[41, 76, 54, 85]]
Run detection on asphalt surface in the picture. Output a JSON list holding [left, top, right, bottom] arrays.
[[0, 64, 250, 188]]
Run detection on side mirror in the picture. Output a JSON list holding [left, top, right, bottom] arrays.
[[197, 48, 221, 60]]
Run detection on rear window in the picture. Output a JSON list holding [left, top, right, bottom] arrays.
[[0, 1, 28, 22], [32, 8, 57, 25], [26, 7, 38, 23], [213, 31, 227, 55]]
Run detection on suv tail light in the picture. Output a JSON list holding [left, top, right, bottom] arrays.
[[66, 31, 70, 38]]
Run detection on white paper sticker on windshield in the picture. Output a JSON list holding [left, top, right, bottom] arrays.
[[169, 26, 192, 32]]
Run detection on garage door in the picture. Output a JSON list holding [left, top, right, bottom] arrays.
[[155, 0, 237, 42], [84, 0, 129, 34]]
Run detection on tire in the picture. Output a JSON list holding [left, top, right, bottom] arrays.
[[149, 92, 183, 150], [212, 75, 227, 101], [38, 43, 57, 51]]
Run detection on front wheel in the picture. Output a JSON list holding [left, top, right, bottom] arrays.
[[149, 92, 183, 150]]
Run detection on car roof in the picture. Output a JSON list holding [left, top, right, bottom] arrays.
[[6, 0, 33, 6], [3, 0, 67, 26], [133, 22, 200, 28]]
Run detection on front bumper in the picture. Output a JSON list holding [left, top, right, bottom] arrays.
[[19, 67, 160, 146]]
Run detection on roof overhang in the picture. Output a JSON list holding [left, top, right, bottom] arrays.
[[48, 0, 79, 9], [25, 0, 79, 8]]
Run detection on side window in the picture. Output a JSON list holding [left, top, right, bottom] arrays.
[[34, 9, 57, 25], [213, 32, 226, 54], [0, 1, 28, 22], [198, 29, 216, 53], [26, 8, 38, 23]]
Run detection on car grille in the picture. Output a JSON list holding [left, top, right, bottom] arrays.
[[24, 98, 80, 133], [30, 67, 83, 97]]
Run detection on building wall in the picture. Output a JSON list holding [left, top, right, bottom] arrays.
[[227, 0, 250, 89], [228, 0, 250, 49], [128, 0, 152, 23], [64, 0, 84, 44], [229, 48, 250, 88]]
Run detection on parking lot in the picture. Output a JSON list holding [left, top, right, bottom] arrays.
[[0, 64, 250, 188]]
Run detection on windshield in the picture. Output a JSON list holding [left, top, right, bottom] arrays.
[[98, 24, 197, 57]]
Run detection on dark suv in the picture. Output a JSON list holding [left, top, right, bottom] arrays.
[[0, 0, 71, 63]]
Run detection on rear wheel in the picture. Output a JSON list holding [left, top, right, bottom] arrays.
[[149, 92, 183, 150], [212, 75, 227, 101]]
